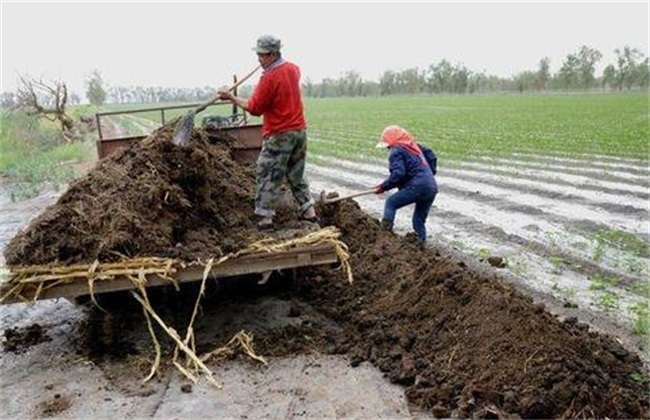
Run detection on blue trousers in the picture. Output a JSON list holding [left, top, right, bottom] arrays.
[[383, 184, 436, 242]]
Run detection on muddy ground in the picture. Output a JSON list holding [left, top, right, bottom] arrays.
[[307, 155, 649, 334], [1, 126, 649, 418]]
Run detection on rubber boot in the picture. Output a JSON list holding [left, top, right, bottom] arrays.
[[381, 219, 393, 232]]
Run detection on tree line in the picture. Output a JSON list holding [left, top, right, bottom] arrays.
[[305, 45, 648, 97], [1, 44, 647, 109]]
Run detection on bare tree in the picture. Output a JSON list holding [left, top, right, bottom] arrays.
[[15, 74, 76, 141]]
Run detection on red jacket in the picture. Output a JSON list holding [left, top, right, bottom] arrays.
[[247, 60, 307, 137]]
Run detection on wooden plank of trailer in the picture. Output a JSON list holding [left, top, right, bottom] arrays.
[[0, 244, 338, 304]]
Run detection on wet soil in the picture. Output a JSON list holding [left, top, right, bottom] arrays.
[[308, 157, 649, 310], [34, 393, 73, 418], [2, 125, 649, 418], [3, 323, 51, 353], [305, 201, 648, 418]]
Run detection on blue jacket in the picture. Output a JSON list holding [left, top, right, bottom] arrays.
[[380, 144, 437, 193]]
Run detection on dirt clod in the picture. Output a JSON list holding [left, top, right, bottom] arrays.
[[35, 393, 72, 417], [486, 255, 507, 268], [3, 323, 51, 353]]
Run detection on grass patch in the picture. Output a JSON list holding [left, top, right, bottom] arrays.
[[588, 274, 620, 291], [1, 110, 93, 201], [631, 282, 650, 299], [595, 292, 620, 311], [593, 228, 650, 260], [629, 301, 649, 337]]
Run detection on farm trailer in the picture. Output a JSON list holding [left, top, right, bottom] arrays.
[[0, 103, 339, 305]]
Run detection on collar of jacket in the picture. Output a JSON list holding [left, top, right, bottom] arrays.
[[263, 57, 286, 73]]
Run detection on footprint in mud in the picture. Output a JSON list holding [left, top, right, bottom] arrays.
[[2, 323, 51, 353]]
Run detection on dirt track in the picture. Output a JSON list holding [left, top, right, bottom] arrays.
[[1, 126, 648, 418], [0, 294, 420, 419]]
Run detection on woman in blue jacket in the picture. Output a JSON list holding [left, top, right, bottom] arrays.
[[374, 125, 438, 242]]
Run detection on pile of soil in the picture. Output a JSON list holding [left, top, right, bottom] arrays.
[[4, 126, 299, 266], [301, 201, 649, 418], [3, 126, 648, 418]]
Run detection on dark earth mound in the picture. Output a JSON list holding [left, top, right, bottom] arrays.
[[3, 126, 648, 418], [300, 201, 649, 418], [4, 126, 300, 266]]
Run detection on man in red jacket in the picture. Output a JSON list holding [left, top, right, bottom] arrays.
[[218, 35, 318, 231]]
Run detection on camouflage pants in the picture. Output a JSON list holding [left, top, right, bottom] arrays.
[[255, 130, 314, 217]]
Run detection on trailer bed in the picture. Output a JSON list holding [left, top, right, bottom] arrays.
[[0, 244, 338, 305]]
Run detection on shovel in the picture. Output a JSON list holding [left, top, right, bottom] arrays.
[[172, 64, 261, 146], [319, 188, 377, 204]]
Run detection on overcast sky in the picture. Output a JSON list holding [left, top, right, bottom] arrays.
[[1, 1, 648, 96]]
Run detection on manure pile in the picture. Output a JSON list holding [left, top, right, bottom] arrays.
[[3, 126, 648, 418], [5, 126, 267, 265], [301, 202, 649, 418]]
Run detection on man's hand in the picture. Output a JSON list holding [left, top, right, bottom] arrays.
[[374, 184, 384, 194], [216, 89, 249, 112], [216, 88, 234, 101]]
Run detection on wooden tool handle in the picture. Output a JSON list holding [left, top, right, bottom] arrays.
[[227, 64, 262, 93], [195, 64, 262, 114], [326, 188, 377, 204]]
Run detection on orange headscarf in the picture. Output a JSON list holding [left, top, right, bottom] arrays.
[[377, 125, 423, 158]]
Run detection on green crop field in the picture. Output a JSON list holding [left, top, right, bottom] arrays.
[[98, 92, 648, 162], [303, 92, 649, 162]]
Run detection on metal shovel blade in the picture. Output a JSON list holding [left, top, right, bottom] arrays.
[[170, 65, 261, 147], [172, 110, 196, 146]]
